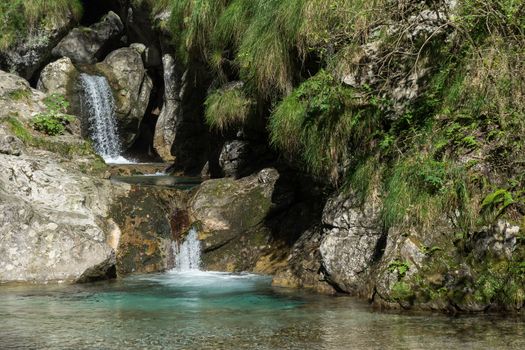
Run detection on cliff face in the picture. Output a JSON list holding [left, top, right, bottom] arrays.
[[1, 0, 524, 313]]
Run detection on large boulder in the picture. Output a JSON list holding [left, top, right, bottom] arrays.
[[188, 168, 280, 271], [0, 12, 77, 80], [0, 153, 122, 283], [153, 54, 179, 161], [319, 192, 384, 295], [52, 11, 124, 64], [97, 47, 153, 148]]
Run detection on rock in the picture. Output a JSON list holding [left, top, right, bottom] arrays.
[[36, 57, 78, 97], [97, 47, 153, 148], [319, 192, 384, 294], [0, 70, 46, 121], [188, 168, 280, 271], [52, 11, 124, 64], [111, 186, 189, 275], [219, 140, 251, 178], [0, 154, 121, 283], [272, 227, 335, 294], [0, 12, 77, 80], [0, 126, 25, 156], [154, 54, 180, 161]]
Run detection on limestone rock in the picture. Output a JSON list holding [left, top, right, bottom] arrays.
[[36, 57, 78, 96], [0, 126, 25, 156], [320, 192, 383, 294], [97, 47, 153, 148], [0, 154, 119, 283], [52, 11, 124, 64]]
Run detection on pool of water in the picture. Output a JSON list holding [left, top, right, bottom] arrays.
[[1, 271, 524, 349]]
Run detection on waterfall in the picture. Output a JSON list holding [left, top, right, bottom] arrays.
[[79, 73, 127, 163], [173, 228, 202, 271]]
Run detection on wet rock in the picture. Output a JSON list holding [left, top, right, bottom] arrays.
[[52, 11, 124, 64], [189, 168, 280, 271], [319, 192, 383, 294], [97, 47, 153, 148]]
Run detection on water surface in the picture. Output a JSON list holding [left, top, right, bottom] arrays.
[[1, 271, 523, 349]]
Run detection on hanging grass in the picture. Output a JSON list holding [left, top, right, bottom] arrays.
[[204, 85, 252, 131]]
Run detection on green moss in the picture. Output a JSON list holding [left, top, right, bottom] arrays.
[[391, 281, 414, 302], [8, 89, 31, 101]]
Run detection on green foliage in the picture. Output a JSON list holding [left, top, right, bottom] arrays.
[[481, 189, 515, 219], [270, 70, 377, 180], [32, 94, 75, 136], [0, 0, 83, 50], [388, 259, 410, 280], [391, 281, 414, 302], [204, 86, 252, 131]]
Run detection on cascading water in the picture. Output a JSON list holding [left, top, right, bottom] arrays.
[[79, 73, 130, 163], [173, 228, 202, 271]]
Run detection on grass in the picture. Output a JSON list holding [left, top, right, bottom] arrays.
[[204, 86, 252, 131], [0, 0, 83, 50]]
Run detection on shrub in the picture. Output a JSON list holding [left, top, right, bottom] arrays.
[[32, 94, 75, 136]]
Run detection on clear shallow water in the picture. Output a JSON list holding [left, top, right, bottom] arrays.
[[1, 271, 524, 350]]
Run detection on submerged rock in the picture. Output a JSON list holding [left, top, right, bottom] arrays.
[[52, 11, 124, 64]]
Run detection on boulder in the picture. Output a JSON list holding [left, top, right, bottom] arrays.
[[97, 47, 153, 148], [188, 168, 280, 271], [219, 140, 251, 178], [153, 54, 179, 161], [36, 57, 78, 97], [0, 126, 25, 156], [319, 192, 384, 294], [0, 153, 121, 283], [52, 11, 124, 64]]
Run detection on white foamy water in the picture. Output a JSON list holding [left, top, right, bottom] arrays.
[[79, 73, 131, 163], [173, 228, 201, 272]]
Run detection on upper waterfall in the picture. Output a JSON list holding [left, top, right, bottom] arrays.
[[173, 228, 202, 272], [79, 73, 128, 163]]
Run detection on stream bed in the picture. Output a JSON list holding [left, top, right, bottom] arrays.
[[1, 271, 524, 349]]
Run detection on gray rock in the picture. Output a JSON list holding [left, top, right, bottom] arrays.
[[52, 11, 124, 64], [219, 140, 251, 178], [97, 47, 153, 148], [37, 57, 78, 96], [320, 193, 383, 294], [154, 54, 180, 161], [0, 154, 121, 283], [0, 127, 25, 156], [0, 70, 46, 121]]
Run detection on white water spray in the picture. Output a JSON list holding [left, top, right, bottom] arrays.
[[79, 73, 128, 163], [173, 228, 202, 271]]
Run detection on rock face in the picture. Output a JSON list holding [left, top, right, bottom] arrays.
[[52, 11, 124, 64], [0, 153, 122, 283], [219, 140, 251, 178], [97, 47, 153, 148], [188, 168, 280, 271], [0, 13, 77, 80], [153, 54, 179, 161], [320, 193, 384, 294]]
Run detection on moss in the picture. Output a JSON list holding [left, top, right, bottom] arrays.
[[8, 89, 31, 101]]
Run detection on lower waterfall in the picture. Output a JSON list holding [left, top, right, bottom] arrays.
[[173, 228, 202, 271]]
